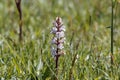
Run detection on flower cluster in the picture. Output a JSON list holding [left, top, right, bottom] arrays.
[[51, 17, 66, 59]]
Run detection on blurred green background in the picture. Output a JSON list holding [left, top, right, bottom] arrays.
[[0, 0, 120, 80]]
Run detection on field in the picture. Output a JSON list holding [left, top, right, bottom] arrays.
[[0, 0, 120, 80]]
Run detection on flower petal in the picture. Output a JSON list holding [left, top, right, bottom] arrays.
[[51, 27, 57, 34], [51, 47, 56, 57], [58, 43, 64, 49], [51, 37, 57, 44], [59, 38, 65, 43], [56, 31, 64, 38], [60, 26, 66, 31]]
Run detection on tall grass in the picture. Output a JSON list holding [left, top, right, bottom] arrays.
[[0, 0, 120, 79]]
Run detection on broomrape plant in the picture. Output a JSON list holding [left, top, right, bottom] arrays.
[[51, 17, 66, 59], [50, 17, 66, 79]]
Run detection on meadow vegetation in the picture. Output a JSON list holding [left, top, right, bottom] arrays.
[[0, 0, 120, 80]]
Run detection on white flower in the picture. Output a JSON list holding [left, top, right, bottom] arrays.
[[85, 55, 89, 61], [51, 47, 56, 57], [56, 17, 62, 23], [59, 38, 65, 43], [58, 43, 64, 49], [51, 37, 57, 44], [56, 31, 64, 38], [55, 17, 63, 26], [58, 50, 64, 55], [59, 26, 65, 31], [51, 17, 65, 58], [75, 54, 79, 63], [51, 27, 57, 34]]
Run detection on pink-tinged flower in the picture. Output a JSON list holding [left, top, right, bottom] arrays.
[[51, 37, 57, 44], [51, 27, 57, 34], [58, 43, 64, 49], [59, 38, 66, 43], [59, 26, 66, 31], [58, 50, 65, 55], [55, 17, 63, 26], [51, 17, 66, 59], [55, 31, 65, 39], [56, 17, 62, 23]]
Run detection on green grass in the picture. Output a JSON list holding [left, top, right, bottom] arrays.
[[0, 0, 120, 80]]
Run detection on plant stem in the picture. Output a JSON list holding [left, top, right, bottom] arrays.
[[15, 0, 22, 42], [111, 0, 114, 64], [55, 55, 59, 72], [55, 45, 59, 80], [55, 55, 59, 80]]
